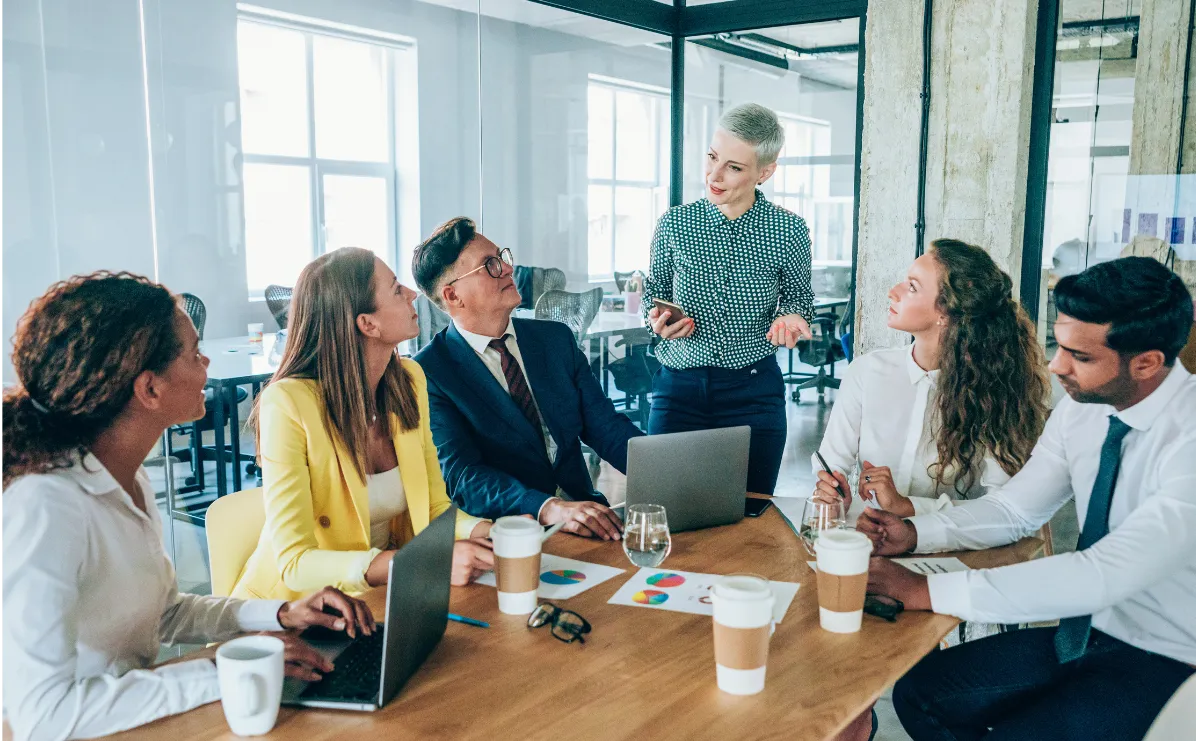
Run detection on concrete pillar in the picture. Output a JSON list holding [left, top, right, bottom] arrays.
[[855, 0, 1040, 354]]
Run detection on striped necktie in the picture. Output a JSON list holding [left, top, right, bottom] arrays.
[[488, 336, 544, 439], [1054, 415, 1132, 663]]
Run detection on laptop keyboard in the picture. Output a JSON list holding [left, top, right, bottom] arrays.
[[299, 630, 385, 702]]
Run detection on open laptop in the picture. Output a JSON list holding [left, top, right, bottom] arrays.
[[621, 426, 751, 532], [280, 505, 456, 711]]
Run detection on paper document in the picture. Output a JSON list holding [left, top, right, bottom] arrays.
[[806, 557, 969, 575], [607, 568, 800, 622], [476, 554, 625, 600]]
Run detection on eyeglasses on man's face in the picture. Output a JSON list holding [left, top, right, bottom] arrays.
[[446, 248, 514, 286], [527, 602, 591, 644]]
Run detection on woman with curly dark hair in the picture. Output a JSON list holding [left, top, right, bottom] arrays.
[[813, 238, 1051, 517], [3, 272, 373, 740]]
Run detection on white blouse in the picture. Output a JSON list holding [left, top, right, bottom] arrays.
[[815, 344, 1011, 516], [2, 454, 286, 741], [366, 467, 409, 550]]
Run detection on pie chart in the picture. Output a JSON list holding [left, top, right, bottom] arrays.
[[541, 569, 587, 585], [632, 590, 669, 605], [646, 572, 686, 588]]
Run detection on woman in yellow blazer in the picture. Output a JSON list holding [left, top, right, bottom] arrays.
[[232, 247, 494, 601]]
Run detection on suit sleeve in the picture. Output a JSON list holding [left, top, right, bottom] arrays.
[[568, 324, 644, 473], [258, 384, 377, 594], [404, 359, 486, 539], [423, 363, 555, 519]]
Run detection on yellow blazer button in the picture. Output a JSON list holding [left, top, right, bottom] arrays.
[[318, 516, 331, 528]]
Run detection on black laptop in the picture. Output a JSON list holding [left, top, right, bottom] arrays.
[[280, 506, 456, 711]]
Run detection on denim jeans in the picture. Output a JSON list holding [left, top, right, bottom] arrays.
[[647, 356, 786, 495], [893, 627, 1194, 741]]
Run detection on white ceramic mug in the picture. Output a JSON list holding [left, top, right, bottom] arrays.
[[490, 516, 543, 615], [711, 574, 775, 695], [216, 635, 285, 736], [814, 529, 872, 634]]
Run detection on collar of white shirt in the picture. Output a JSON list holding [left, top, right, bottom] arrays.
[[63, 452, 126, 495], [455, 317, 517, 357], [905, 343, 941, 385], [1109, 362, 1191, 431]]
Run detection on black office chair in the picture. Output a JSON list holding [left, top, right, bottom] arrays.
[[605, 329, 659, 429], [264, 285, 293, 330], [785, 315, 846, 403], [534, 288, 603, 346], [167, 293, 254, 496]]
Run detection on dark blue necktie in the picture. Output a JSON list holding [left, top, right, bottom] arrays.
[[1054, 415, 1132, 663]]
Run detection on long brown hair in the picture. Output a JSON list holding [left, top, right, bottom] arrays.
[[928, 239, 1050, 495], [3, 272, 183, 488], [251, 247, 419, 481]]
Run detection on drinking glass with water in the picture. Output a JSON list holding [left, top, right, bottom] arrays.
[[800, 495, 846, 557], [623, 504, 671, 567]]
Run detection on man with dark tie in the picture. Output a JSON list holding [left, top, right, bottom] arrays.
[[858, 257, 1196, 740], [412, 217, 641, 540]]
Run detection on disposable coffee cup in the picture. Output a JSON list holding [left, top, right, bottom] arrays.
[[491, 516, 542, 615], [711, 574, 775, 695], [815, 529, 871, 633], [247, 323, 264, 343], [216, 635, 284, 736]]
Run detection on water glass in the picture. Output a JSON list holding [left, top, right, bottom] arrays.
[[800, 495, 847, 557], [623, 504, 671, 568]]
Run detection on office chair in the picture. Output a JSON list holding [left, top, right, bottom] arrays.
[[205, 487, 265, 596], [534, 288, 603, 346], [264, 284, 293, 330], [786, 315, 846, 402], [605, 329, 659, 429]]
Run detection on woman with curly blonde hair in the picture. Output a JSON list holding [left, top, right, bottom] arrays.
[[813, 238, 1050, 517]]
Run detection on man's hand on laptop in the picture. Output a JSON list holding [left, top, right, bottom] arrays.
[[452, 538, 495, 586], [540, 499, 623, 541], [277, 586, 375, 639], [273, 632, 335, 682]]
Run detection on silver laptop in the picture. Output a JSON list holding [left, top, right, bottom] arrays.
[[280, 506, 456, 711], [623, 426, 751, 532]]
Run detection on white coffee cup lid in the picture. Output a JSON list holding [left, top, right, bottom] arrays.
[[491, 516, 541, 538], [712, 574, 772, 602], [814, 529, 871, 553]]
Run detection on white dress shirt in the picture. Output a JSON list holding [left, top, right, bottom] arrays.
[[913, 364, 1196, 665], [454, 319, 568, 516], [366, 467, 408, 549], [817, 345, 1010, 516], [3, 454, 286, 741]]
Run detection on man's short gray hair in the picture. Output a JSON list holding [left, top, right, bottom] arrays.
[[717, 103, 785, 166]]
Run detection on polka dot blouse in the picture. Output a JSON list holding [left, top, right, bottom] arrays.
[[643, 190, 815, 370]]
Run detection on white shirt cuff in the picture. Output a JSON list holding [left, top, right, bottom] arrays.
[[156, 658, 222, 709], [909, 494, 954, 517], [927, 571, 972, 620], [910, 514, 952, 553], [235, 600, 287, 632]]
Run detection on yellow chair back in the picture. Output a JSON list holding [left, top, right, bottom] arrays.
[[205, 487, 265, 597]]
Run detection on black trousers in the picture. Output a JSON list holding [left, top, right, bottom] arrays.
[[647, 356, 786, 495], [893, 627, 1194, 741]]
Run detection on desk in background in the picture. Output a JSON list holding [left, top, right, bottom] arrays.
[[98, 507, 1043, 741]]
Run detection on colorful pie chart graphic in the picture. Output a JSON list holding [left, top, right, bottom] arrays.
[[646, 572, 686, 588], [632, 590, 669, 605], [540, 569, 587, 586]]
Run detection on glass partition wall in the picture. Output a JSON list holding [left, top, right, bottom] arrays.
[[2, 0, 865, 598]]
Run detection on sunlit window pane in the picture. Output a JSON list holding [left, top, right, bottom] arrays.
[[243, 163, 313, 291], [588, 184, 614, 278], [237, 21, 309, 157], [588, 85, 613, 180], [614, 90, 656, 182], [313, 36, 389, 162], [614, 186, 654, 273], [323, 175, 391, 266]]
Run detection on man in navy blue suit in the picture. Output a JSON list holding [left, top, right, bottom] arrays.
[[412, 217, 641, 539]]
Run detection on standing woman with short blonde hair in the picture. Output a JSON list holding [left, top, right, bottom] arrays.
[[644, 102, 815, 495]]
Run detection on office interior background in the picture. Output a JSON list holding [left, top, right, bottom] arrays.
[[3, 1, 1194, 730]]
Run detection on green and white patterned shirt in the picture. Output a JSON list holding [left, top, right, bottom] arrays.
[[643, 190, 815, 370]]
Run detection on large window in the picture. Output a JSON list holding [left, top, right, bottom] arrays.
[[236, 13, 410, 293], [587, 77, 670, 281], [772, 114, 852, 264]]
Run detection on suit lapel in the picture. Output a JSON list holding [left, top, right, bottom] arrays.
[[445, 324, 547, 454], [392, 423, 430, 534], [512, 320, 567, 462], [329, 433, 371, 545]]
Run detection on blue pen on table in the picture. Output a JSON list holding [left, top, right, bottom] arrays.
[[448, 613, 490, 629]]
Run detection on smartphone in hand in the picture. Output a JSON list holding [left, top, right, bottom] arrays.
[[652, 298, 689, 326]]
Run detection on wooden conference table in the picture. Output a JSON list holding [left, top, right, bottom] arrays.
[[94, 506, 1042, 741]]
